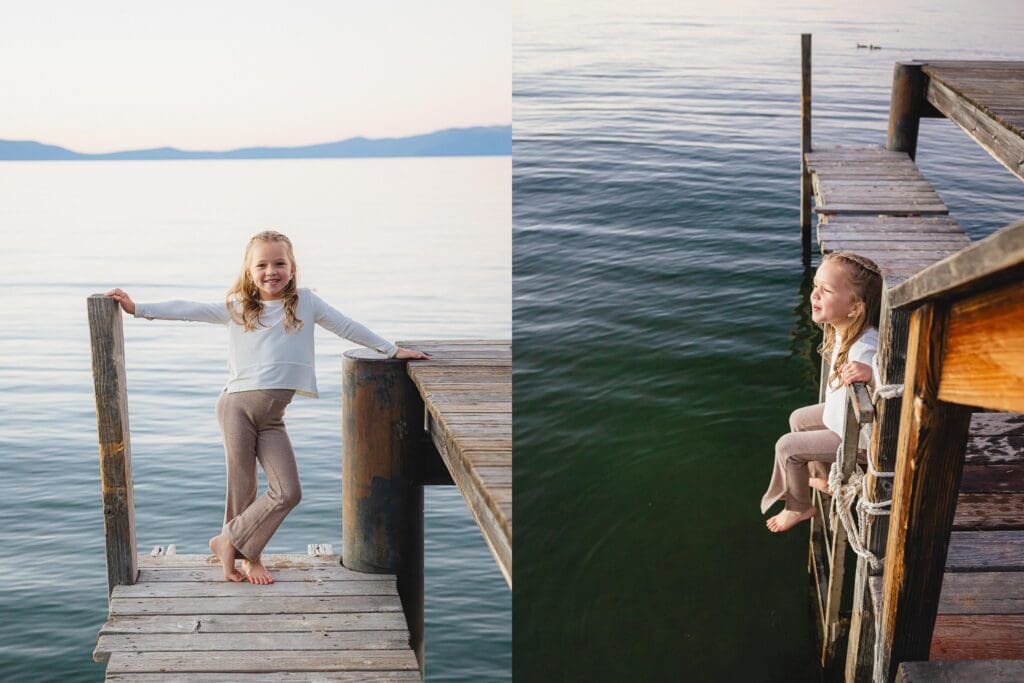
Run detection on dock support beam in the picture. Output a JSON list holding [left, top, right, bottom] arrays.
[[845, 290, 909, 682], [876, 302, 972, 682], [885, 63, 928, 160], [341, 350, 426, 673], [87, 295, 139, 597], [801, 33, 813, 260]]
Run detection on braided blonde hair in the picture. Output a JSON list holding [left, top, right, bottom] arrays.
[[818, 251, 882, 389], [226, 230, 304, 333]]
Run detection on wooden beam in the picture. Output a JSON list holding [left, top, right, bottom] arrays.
[[87, 295, 139, 596], [877, 302, 974, 681], [845, 288, 910, 682], [938, 280, 1024, 412], [888, 219, 1024, 310], [924, 65, 1024, 182]]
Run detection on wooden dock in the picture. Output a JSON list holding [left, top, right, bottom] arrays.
[[799, 37, 1024, 681], [94, 549, 420, 681], [87, 295, 511, 682], [401, 340, 512, 587]]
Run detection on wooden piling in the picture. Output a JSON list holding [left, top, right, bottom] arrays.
[[877, 302, 973, 681], [801, 33, 813, 258], [885, 63, 928, 160], [845, 287, 909, 683], [341, 349, 426, 672], [87, 295, 139, 596]]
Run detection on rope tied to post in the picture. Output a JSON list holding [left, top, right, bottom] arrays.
[[827, 449, 892, 572]]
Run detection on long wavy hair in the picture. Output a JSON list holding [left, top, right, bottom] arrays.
[[818, 251, 882, 389], [226, 230, 304, 333]]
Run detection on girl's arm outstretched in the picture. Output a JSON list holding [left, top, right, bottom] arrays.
[[104, 289, 229, 324], [309, 290, 429, 360]]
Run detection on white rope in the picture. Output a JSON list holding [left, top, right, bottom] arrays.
[[826, 451, 891, 572], [872, 383, 903, 401], [866, 456, 894, 479]]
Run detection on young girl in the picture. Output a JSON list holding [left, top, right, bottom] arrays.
[[761, 251, 882, 533], [106, 230, 429, 583]]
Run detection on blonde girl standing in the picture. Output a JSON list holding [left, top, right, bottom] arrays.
[[760, 251, 882, 533], [106, 230, 429, 583]]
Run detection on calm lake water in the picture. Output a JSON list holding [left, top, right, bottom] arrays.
[[513, 1, 1024, 680], [0, 157, 510, 681]]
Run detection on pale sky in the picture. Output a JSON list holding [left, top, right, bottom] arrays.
[[0, 1, 510, 153]]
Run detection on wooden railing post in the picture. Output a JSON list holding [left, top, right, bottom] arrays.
[[341, 349, 426, 673], [801, 33, 813, 258], [822, 383, 873, 669], [845, 289, 909, 681], [87, 295, 139, 596], [885, 62, 928, 160], [876, 301, 972, 681]]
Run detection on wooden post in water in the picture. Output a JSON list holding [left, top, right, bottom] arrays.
[[876, 302, 972, 681], [885, 63, 928, 160], [87, 295, 139, 596], [801, 33, 813, 258], [341, 350, 426, 672]]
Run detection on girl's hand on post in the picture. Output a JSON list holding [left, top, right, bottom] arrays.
[[394, 347, 431, 361], [104, 288, 136, 315], [840, 361, 872, 385]]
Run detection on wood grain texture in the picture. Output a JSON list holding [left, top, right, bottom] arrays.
[[105, 650, 419, 674], [95, 552, 418, 679], [930, 615, 1024, 660], [897, 660, 1024, 682], [105, 673, 422, 682], [402, 340, 512, 588], [888, 219, 1024, 310], [939, 280, 1024, 412], [946, 531, 1024, 571], [953, 493, 1024, 530], [88, 295, 139, 596], [879, 302, 974, 680], [924, 63, 1024, 182]]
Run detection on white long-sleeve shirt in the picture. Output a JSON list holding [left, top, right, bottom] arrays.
[[822, 326, 879, 450], [134, 288, 398, 398]]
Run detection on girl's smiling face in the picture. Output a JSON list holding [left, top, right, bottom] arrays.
[[248, 241, 294, 300], [811, 258, 863, 330]]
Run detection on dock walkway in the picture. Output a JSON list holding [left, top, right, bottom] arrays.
[[799, 43, 1024, 680], [94, 549, 420, 681], [401, 340, 512, 587], [87, 293, 512, 682]]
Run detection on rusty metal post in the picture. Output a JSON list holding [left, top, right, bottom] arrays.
[[886, 62, 928, 160], [341, 349, 425, 671]]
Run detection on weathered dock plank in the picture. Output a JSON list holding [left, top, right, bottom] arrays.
[[923, 61, 1024, 181], [806, 146, 951, 216], [105, 674, 422, 683], [402, 340, 512, 588], [99, 613, 408, 635], [897, 660, 1024, 682], [96, 553, 418, 680], [105, 650, 419, 674]]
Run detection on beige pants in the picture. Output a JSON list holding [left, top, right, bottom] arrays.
[[760, 403, 843, 514], [216, 388, 300, 561]]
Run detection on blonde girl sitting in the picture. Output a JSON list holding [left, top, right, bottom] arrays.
[[761, 251, 882, 533]]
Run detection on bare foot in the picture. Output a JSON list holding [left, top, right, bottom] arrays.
[[809, 478, 830, 494], [208, 534, 245, 582], [766, 507, 816, 533], [242, 558, 275, 585]]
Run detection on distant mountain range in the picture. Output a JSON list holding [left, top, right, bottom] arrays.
[[0, 125, 511, 160]]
